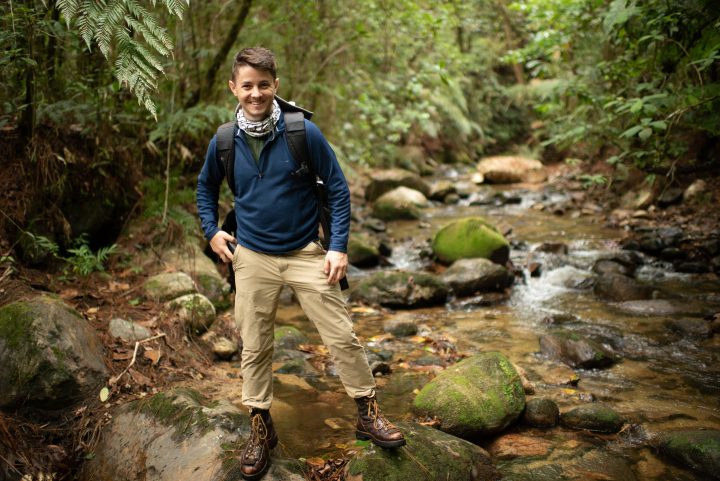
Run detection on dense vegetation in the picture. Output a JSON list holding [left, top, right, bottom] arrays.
[[1, 0, 718, 257]]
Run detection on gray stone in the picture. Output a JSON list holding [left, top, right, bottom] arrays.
[[593, 273, 654, 302], [654, 429, 720, 479], [442, 258, 513, 297], [371, 186, 428, 221], [274, 325, 309, 350], [609, 299, 709, 317], [561, 404, 625, 433], [382, 314, 418, 337], [683, 179, 707, 202], [168, 293, 216, 333], [349, 270, 448, 308], [413, 352, 526, 438], [144, 272, 195, 301], [0, 296, 107, 410], [428, 180, 456, 200], [108, 317, 152, 342], [346, 422, 500, 481], [348, 232, 381, 268], [477, 156, 547, 184], [539, 331, 616, 369], [523, 398, 560, 428], [211, 336, 238, 360], [161, 242, 231, 308], [364, 168, 431, 202], [592, 259, 636, 277]]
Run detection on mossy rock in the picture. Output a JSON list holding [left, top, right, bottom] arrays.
[[349, 270, 448, 308], [539, 331, 616, 369], [144, 272, 196, 301], [348, 232, 381, 268], [168, 293, 216, 333], [371, 187, 428, 221], [653, 429, 720, 479], [274, 325, 309, 349], [0, 296, 107, 410], [196, 272, 232, 310], [522, 398, 559, 428], [441, 258, 513, 296], [364, 168, 431, 201], [413, 352, 526, 439], [346, 422, 500, 481], [561, 404, 624, 433], [432, 217, 510, 265]]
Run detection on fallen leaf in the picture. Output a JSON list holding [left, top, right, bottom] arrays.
[[87, 307, 99, 314], [409, 335, 430, 344], [129, 368, 151, 386], [99, 387, 110, 402], [112, 351, 133, 361], [368, 333, 394, 343], [59, 288, 81, 299], [306, 457, 326, 469], [143, 349, 162, 365]]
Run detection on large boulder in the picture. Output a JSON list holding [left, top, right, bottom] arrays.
[[593, 273, 654, 302], [432, 217, 510, 265], [349, 270, 448, 308], [539, 331, 616, 369], [441, 258, 513, 296], [477, 156, 547, 184], [413, 352, 526, 438], [274, 325, 309, 350], [168, 293, 216, 333], [371, 187, 428, 221], [364, 168, 431, 202], [561, 404, 625, 433], [80, 388, 304, 481], [0, 296, 107, 410], [161, 242, 231, 308], [144, 272, 196, 301], [348, 232, 381, 268], [653, 429, 720, 479], [346, 422, 500, 481]]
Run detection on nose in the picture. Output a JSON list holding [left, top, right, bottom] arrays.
[[250, 86, 263, 97]]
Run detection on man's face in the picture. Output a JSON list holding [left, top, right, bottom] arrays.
[[228, 65, 280, 121]]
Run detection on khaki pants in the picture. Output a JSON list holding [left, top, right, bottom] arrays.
[[233, 241, 375, 410]]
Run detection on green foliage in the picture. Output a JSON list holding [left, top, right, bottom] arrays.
[[64, 237, 118, 276], [140, 174, 199, 234]]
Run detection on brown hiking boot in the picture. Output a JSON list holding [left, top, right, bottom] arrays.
[[355, 395, 406, 448], [240, 409, 278, 480]]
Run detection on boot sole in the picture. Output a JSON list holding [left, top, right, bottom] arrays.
[[356, 430, 406, 449]]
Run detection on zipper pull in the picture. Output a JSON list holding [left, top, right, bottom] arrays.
[[258, 172, 263, 179]]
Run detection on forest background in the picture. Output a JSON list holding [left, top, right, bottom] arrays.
[[0, 0, 718, 269]]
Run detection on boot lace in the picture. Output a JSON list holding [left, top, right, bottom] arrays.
[[243, 413, 269, 462], [366, 397, 398, 431]]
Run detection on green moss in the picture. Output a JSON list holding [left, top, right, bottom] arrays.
[[134, 389, 215, 440], [432, 217, 509, 264], [0, 302, 37, 351]]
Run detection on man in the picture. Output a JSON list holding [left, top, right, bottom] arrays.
[[197, 47, 404, 480]]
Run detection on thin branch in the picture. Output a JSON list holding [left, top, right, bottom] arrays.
[[109, 333, 166, 385]]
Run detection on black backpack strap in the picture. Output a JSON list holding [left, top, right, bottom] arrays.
[[216, 121, 236, 196]]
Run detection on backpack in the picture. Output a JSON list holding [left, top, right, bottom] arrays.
[[213, 96, 349, 291]]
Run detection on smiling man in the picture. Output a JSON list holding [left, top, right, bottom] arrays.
[[196, 47, 404, 480]]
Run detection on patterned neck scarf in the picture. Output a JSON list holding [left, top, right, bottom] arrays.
[[236, 99, 281, 138]]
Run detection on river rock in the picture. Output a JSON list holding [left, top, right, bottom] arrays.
[[621, 188, 655, 210], [592, 259, 636, 277], [500, 448, 636, 481], [80, 388, 304, 481], [432, 217, 510, 265], [609, 299, 709, 317], [168, 293, 216, 333], [539, 331, 616, 369], [383, 314, 418, 337], [561, 404, 625, 433], [348, 232, 381, 268], [364, 168, 431, 202], [0, 296, 107, 410], [544, 266, 595, 289], [683, 179, 707, 202], [665, 318, 717, 338], [477, 156, 547, 184], [161, 242, 231, 308], [413, 352, 525, 438], [487, 433, 554, 460], [199, 332, 238, 360], [371, 186, 428, 221], [657, 187, 684, 207], [345, 422, 500, 481], [522, 398, 560, 428], [637, 227, 684, 255], [274, 325, 309, 349], [144, 272, 195, 301], [429, 179, 456, 200], [441, 258, 513, 296], [108, 317, 152, 342], [593, 273, 654, 301], [653, 429, 720, 479], [349, 270, 448, 308], [275, 358, 319, 377]]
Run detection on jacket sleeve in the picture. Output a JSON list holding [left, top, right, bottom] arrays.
[[305, 120, 350, 253], [196, 135, 223, 241]]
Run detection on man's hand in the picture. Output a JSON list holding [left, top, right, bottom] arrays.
[[210, 230, 236, 263], [324, 250, 348, 285]]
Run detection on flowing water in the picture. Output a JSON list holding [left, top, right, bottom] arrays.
[[217, 181, 720, 480]]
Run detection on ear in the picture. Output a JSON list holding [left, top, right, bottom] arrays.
[[273, 78, 280, 92], [228, 79, 236, 95]]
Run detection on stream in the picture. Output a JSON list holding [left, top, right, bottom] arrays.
[[212, 177, 720, 480]]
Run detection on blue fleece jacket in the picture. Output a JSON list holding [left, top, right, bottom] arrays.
[[196, 114, 350, 254]]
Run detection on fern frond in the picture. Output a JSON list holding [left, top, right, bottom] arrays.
[[57, 0, 81, 27], [126, 17, 171, 56]]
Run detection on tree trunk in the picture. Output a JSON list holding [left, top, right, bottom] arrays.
[[184, 0, 253, 108], [497, 1, 525, 85]]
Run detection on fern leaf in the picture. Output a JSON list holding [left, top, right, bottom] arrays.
[[57, 0, 81, 26]]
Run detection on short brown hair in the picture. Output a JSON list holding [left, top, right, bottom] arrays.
[[231, 47, 277, 81]]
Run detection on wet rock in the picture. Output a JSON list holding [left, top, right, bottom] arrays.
[[544, 266, 595, 289], [660, 247, 686, 261], [539, 331, 616, 369], [363, 217, 386, 232], [477, 156, 547, 184], [364, 168, 431, 202], [413, 352, 525, 438], [275, 358, 319, 377], [80, 388, 304, 481], [592, 259, 636, 277], [454, 181, 479, 198], [442, 258, 513, 296], [168, 293, 216, 333], [542, 313, 581, 325], [432, 217, 510, 265], [0, 296, 107, 410], [109, 317, 152, 342], [383, 314, 418, 337], [349, 270, 448, 308], [162, 243, 231, 308], [561, 404, 625, 433], [609, 299, 709, 317], [653, 429, 720, 479], [683, 179, 707, 202], [449, 292, 510, 309], [274, 325, 309, 349], [533, 242, 569, 255], [665, 318, 716, 338], [443, 192, 461, 204], [487, 433, 554, 460], [348, 232, 381, 268], [204, 333, 238, 360], [371, 186, 428, 221], [621, 188, 655, 210], [593, 273, 654, 302], [637, 227, 683, 255], [657, 187, 684, 207], [523, 398, 560, 428], [500, 448, 637, 481], [370, 361, 392, 376], [428, 179, 456, 200], [346, 422, 500, 481], [144, 271, 195, 301], [675, 260, 710, 274]]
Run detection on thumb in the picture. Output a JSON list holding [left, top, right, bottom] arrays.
[[324, 257, 330, 274]]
